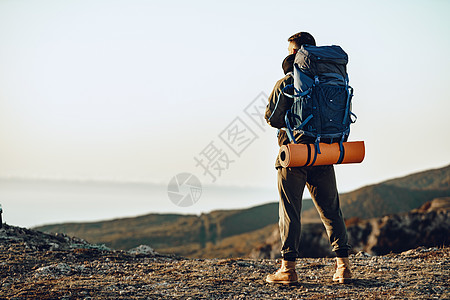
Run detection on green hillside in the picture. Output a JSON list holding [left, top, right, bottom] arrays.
[[36, 202, 283, 257], [303, 164, 450, 220], [383, 165, 450, 190], [36, 164, 450, 258]]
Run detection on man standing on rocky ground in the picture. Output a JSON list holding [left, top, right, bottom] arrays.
[[264, 32, 352, 284]]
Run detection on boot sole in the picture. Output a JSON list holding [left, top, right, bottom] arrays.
[[333, 277, 352, 284], [265, 278, 298, 285]]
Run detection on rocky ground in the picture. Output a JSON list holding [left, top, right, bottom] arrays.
[[251, 198, 450, 260], [1, 224, 449, 299]]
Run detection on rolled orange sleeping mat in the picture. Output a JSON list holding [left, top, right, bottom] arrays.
[[279, 141, 365, 168]]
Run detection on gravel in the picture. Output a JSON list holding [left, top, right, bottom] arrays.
[[0, 224, 448, 299]]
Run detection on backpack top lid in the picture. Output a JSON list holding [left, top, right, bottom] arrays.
[[294, 45, 348, 80]]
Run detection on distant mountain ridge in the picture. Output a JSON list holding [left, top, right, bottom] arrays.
[[337, 164, 449, 219], [36, 164, 450, 258], [384, 166, 449, 190]]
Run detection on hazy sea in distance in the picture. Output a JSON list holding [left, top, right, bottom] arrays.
[[0, 178, 279, 228]]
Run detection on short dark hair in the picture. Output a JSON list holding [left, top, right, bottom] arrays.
[[288, 32, 316, 49]]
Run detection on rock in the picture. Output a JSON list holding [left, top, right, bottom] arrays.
[[355, 251, 371, 258], [35, 263, 72, 277], [348, 200, 450, 255], [252, 198, 450, 258], [128, 245, 157, 256], [0, 223, 112, 252]]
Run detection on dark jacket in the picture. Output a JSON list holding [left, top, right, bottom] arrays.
[[264, 54, 315, 148]]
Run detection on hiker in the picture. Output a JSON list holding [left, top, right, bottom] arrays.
[[264, 32, 352, 284]]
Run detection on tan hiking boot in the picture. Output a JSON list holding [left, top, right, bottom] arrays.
[[266, 260, 298, 284], [333, 257, 352, 284]]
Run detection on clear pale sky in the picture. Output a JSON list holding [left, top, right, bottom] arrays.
[[0, 0, 449, 193]]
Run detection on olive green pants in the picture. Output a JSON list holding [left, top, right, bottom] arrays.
[[277, 165, 351, 260]]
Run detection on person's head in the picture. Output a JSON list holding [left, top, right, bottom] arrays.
[[287, 32, 316, 54]]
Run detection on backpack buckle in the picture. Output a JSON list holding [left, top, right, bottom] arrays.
[[314, 76, 320, 85]]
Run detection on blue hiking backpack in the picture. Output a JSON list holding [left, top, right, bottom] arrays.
[[283, 44, 356, 162]]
